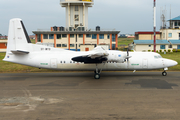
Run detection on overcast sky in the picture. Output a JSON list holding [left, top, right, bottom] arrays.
[[0, 0, 179, 35]]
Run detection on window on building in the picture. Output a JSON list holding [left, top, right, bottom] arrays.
[[62, 34, 67, 38], [149, 45, 151, 47], [79, 34, 83, 38], [175, 21, 178, 26], [107, 34, 110, 39], [62, 44, 67, 47], [169, 45, 172, 48], [163, 33, 165, 38], [57, 34, 61, 39], [177, 45, 180, 49], [75, 15, 79, 21], [70, 34, 74, 38], [75, 6, 79, 11], [112, 34, 115, 42], [92, 34, 97, 39], [57, 44, 61, 47], [49, 34, 54, 39], [168, 33, 172, 38], [99, 34, 104, 39], [70, 44, 74, 47], [160, 45, 166, 49], [112, 44, 116, 50], [37, 34, 41, 42], [86, 34, 91, 38], [43, 34, 48, 39]]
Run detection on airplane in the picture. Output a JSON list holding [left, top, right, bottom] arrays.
[[3, 18, 178, 79]]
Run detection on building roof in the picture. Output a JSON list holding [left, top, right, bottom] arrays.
[[133, 40, 170, 45], [33, 31, 120, 34], [169, 40, 180, 45], [135, 32, 161, 35], [169, 16, 180, 21]]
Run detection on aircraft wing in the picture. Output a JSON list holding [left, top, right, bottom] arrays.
[[72, 47, 109, 64]]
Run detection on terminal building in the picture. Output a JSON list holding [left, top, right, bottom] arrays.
[[33, 0, 120, 51]]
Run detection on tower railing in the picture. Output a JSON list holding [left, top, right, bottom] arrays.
[[60, 0, 94, 3]]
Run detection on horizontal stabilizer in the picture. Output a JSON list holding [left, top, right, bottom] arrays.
[[11, 50, 29, 54]]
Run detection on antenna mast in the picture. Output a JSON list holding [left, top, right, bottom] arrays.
[[154, 0, 156, 52]]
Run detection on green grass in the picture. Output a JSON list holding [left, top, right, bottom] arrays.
[[0, 53, 57, 73], [118, 38, 134, 46], [0, 52, 179, 73]]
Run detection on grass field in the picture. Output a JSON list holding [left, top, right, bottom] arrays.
[[118, 38, 134, 46], [0, 52, 179, 73]]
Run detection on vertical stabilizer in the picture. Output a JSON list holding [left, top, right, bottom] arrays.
[[6, 18, 31, 53]]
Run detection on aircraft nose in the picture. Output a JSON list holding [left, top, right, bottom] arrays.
[[166, 59, 178, 67]]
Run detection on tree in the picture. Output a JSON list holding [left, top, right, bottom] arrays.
[[0, 34, 2, 36]]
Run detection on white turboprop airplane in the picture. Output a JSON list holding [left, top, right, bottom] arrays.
[[3, 18, 178, 79]]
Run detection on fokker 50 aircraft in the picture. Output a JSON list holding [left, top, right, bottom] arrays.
[[3, 18, 178, 79]]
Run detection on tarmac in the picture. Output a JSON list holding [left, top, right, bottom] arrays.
[[0, 72, 180, 120]]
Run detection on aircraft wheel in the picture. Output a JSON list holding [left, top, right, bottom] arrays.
[[94, 73, 100, 79], [162, 71, 167, 76]]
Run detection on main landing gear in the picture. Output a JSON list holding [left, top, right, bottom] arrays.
[[94, 64, 104, 79]]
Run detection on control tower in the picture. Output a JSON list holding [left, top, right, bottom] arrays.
[[60, 0, 94, 31]]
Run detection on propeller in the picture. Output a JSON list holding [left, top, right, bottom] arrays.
[[127, 48, 129, 67]]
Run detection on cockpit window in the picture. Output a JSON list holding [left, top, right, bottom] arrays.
[[154, 55, 162, 59]]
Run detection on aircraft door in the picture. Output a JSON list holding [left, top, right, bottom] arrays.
[[51, 58, 57, 68], [142, 59, 148, 68]]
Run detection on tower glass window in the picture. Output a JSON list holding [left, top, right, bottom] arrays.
[[75, 6, 79, 11], [107, 34, 110, 39], [75, 15, 79, 21]]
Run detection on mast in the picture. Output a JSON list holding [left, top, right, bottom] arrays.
[[154, 0, 156, 52]]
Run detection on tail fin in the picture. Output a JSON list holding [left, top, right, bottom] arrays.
[[6, 18, 31, 53]]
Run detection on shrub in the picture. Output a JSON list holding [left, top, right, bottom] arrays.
[[173, 49, 177, 52], [152, 50, 154, 52], [160, 50, 162, 52], [156, 50, 159, 52], [168, 49, 171, 52], [164, 50, 166, 52], [177, 49, 180, 52], [148, 50, 151, 52]]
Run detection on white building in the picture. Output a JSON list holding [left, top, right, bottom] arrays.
[[160, 16, 180, 40], [60, 0, 94, 31]]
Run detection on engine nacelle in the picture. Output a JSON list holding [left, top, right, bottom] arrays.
[[107, 53, 125, 63]]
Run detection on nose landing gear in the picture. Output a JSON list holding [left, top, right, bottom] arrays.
[[162, 71, 167, 76]]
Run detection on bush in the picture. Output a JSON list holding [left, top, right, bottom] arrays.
[[164, 50, 166, 52], [168, 49, 171, 52], [177, 49, 180, 52], [156, 50, 159, 52], [160, 50, 162, 52], [152, 50, 154, 52], [173, 49, 176, 52], [148, 50, 151, 52]]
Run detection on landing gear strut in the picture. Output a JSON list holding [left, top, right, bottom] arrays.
[[94, 63, 104, 79], [162, 71, 167, 76]]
